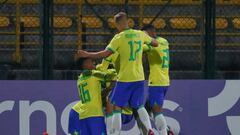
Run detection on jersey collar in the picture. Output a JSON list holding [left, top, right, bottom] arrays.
[[123, 28, 131, 31]]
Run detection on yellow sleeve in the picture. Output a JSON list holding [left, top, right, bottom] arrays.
[[162, 38, 169, 46], [92, 70, 106, 81], [157, 37, 169, 47], [96, 64, 104, 71], [143, 44, 152, 52], [101, 55, 114, 70], [96, 59, 111, 72], [106, 35, 120, 53], [109, 52, 119, 64], [105, 69, 117, 81], [141, 31, 152, 45], [96, 53, 118, 71], [92, 69, 117, 82]]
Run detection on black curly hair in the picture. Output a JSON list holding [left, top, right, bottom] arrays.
[[141, 24, 155, 31], [75, 57, 90, 70]]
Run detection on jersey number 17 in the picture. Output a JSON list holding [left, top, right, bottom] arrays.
[[128, 41, 142, 61]]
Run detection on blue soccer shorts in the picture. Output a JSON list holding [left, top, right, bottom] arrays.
[[148, 86, 169, 107], [68, 109, 106, 135], [110, 80, 145, 109], [68, 109, 81, 134]]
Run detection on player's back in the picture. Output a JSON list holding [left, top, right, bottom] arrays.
[[77, 70, 104, 119], [107, 29, 152, 82], [147, 37, 170, 86]]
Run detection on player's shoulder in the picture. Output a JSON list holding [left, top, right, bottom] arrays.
[[157, 36, 168, 42], [112, 33, 121, 40], [126, 28, 141, 32], [156, 36, 169, 46], [132, 29, 144, 34], [119, 29, 142, 34]]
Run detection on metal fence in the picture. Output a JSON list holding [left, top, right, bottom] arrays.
[[0, 0, 239, 80], [215, 1, 240, 79], [0, 0, 41, 79]]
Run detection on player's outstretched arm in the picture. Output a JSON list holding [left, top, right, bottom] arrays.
[[77, 49, 112, 59]]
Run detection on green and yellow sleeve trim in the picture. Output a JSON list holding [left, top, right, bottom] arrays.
[[107, 47, 115, 53], [104, 58, 112, 63], [145, 44, 152, 52]]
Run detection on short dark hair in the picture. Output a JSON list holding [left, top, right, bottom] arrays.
[[75, 57, 89, 70], [114, 12, 127, 24], [142, 24, 155, 31]]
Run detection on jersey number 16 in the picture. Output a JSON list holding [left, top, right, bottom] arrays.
[[79, 82, 91, 103]]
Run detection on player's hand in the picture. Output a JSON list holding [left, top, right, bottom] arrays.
[[77, 50, 89, 57], [96, 64, 104, 71]]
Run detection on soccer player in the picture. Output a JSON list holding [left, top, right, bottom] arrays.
[[68, 101, 82, 135], [142, 24, 170, 135], [69, 57, 116, 135], [77, 12, 158, 135], [97, 52, 134, 134]]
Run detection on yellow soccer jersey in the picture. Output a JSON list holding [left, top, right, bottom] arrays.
[[147, 37, 170, 86], [106, 29, 152, 82], [98, 54, 133, 115], [72, 101, 82, 113], [143, 44, 152, 52], [77, 70, 109, 119], [97, 52, 120, 73]]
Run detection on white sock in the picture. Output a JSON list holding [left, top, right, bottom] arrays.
[[137, 107, 153, 131], [112, 111, 122, 135], [106, 114, 114, 134], [155, 113, 167, 135]]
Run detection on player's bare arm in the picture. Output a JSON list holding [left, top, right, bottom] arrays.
[[77, 49, 112, 59]]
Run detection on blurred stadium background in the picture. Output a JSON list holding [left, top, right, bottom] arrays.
[[0, 0, 239, 80]]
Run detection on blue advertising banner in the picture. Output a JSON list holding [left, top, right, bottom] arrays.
[[0, 80, 239, 135]]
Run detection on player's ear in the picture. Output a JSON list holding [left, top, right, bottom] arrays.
[[142, 30, 147, 34]]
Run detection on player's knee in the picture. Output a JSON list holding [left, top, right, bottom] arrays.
[[152, 104, 163, 114], [106, 101, 113, 114]]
